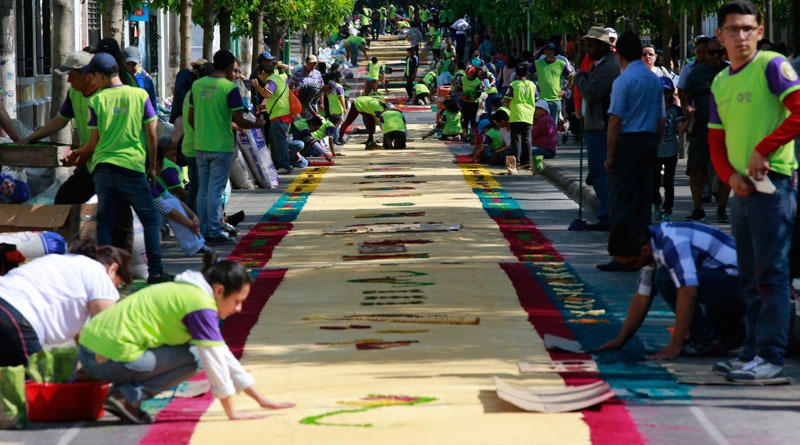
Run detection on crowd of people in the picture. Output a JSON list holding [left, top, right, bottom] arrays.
[[2, 0, 800, 429]]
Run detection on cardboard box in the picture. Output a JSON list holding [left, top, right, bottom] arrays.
[[0, 203, 96, 240]]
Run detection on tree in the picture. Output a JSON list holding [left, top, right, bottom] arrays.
[[179, 0, 193, 68], [50, 0, 74, 144], [202, 0, 215, 59], [0, 0, 14, 117], [102, 0, 125, 44]]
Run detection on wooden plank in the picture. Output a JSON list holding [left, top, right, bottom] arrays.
[[0, 144, 61, 167], [493, 377, 616, 413]]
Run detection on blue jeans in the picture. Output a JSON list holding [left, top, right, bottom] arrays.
[[269, 119, 291, 171], [93, 163, 163, 276], [730, 171, 797, 365], [350, 42, 359, 65], [654, 266, 745, 343], [288, 140, 309, 168], [546, 99, 562, 123], [584, 130, 609, 224], [195, 150, 235, 238], [185, 155, 198, 213], [531, 147, 555, 159], [485, 93, 497, 114], [79, 344, 201, 405]]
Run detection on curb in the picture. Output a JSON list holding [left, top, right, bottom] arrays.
[[542, 163, 600, 218]]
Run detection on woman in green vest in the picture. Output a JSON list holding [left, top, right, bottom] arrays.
[[422, 98, 462, 141], [380, 108, 407, 149], [364, 57, 388, 96]]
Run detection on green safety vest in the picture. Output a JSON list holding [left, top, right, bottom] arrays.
[[442, 109, 462, 135], [381, 109, 406, 133], [413, 83, 430, 95], [484, 128, 504, 151], [327, 82, 345, 115], [264, 74, 291, 118], [367, 62, 383, 80], [508, 79, 537, 123], [461, 76, 481, 102]]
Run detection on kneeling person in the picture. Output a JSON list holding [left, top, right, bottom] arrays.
[[380, 108, 407, 149], [595, 221, 745, 360]]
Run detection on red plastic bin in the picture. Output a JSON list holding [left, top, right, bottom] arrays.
[[26, 381, 110, 422]]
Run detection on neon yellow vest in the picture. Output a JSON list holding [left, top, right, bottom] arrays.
[[264, 74, 291, 118], [381, 109, 406, 133], [508, 79, 537, 123], [442, 110, 462, 135], [328, 82, 345, 115]]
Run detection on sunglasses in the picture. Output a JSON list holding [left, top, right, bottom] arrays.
[[707, 49, 726, 56]]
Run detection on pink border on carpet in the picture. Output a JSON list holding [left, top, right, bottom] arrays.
[[501, 263, 644, 445], [139, 269, 288, 444]]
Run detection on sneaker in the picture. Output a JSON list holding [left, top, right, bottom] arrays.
[[716, 209, 729, 224], [277, 167, 291, 174], [682, 337, 725, 357], [206, 234, 237, 245], [712, 358, 747, 376], [104, 391, 153, 424], [652, 205, 663, 222], [147, 272, 174, 284], [222, 223, 239, 237], [685, 208, 706, 221], [727, 356, 785, 382]]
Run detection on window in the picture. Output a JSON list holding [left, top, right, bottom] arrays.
[[14, 0, 52, 77], [87, 0, 101, 47]]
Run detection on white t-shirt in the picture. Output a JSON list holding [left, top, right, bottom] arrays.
[[0, 254, 119, 345], [500, 127, 511, 146]]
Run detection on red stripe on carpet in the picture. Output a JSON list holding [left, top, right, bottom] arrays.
[[227, 222, 292, 269], [501, 262, 644, 445], [308, 160, 335, 166]]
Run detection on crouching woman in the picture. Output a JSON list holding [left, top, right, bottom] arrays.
[[78, 252, 293, 424]]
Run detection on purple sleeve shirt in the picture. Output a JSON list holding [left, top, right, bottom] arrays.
[[227, 88, 244, 111], [765, 56, 800, 98], [58, 96, 75, 119], [160, 167, 181, 189], [143, 97, 157, 122], [182, 309, 224, 343]]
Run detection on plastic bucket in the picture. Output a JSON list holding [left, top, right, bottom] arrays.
[[26, 381, 110, 422]]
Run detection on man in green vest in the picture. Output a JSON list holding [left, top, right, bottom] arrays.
[[404, 47, 419, 102], [503, 64, 538, 171], [380, 108, 407, 149], [256, 62, 294, 173], [339, 95, 387, 148], [364, 56, 388, 96]]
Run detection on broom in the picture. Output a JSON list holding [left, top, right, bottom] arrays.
[[568, 117, 588, 231]]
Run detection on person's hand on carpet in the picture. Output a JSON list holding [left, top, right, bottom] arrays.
[[592, 337, 624, 352], [257, 398, 296, 410]]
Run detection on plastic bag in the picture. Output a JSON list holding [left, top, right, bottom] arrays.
[[228, 146, 258, 190], [26, 350, 54, 384], [0, 167, 30, 203], [0, 365, 27, 429]]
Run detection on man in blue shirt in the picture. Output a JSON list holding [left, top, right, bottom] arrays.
[[605, 32, 666, 230], [595, 221, 745, 360]]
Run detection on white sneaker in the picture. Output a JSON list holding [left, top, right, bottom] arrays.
[[726, 356, 785, 382], [712, 358, 747, 376]]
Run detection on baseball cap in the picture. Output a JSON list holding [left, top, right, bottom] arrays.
[[97, 38, 122, 56], [80, 53, 119, 75], [545, 42, 558, 50], [260, 51, 273, 60], [478, 119, 492, 133], [190, 58, 208, 68], [306, 54, 318, 63], [661, 76, 675, 91], [123, 46, 141, 64], [54, 51, 92, 75], [535, 99, 549, 111]]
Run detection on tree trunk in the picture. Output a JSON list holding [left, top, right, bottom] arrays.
[[631, 4, 641, 35], [267, 20, 287, 62], [241, 38, 251, 78], [167, 13, 180, 96], [50, 0, 73, 144], [693, 5, 702, 37], [202, 0, 215, 59], [102, 0, 124, 44], [219, 9, 231, 51], [0, 0, 15, 117], [662, 0, 673, 67], [250, 6, 264, 75], [311, 30, 317, 57], [180, 0, 193, 68]]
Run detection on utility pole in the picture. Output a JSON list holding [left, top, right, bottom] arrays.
[[765, 0, 773, 42]]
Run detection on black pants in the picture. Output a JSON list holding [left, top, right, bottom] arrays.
[[510, 122, 532, 166], [652, 155, 678, 214], [54, 164, 133, 251], [0, 297, 41, 366], [609, 133, 658, 229], [383, 131, 407, 149], [461, 101, 479, 137], [405, 76, 415, 99], [341, 107, 377, 140]]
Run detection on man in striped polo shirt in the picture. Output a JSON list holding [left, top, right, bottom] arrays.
[[595, 221, 745, 361]]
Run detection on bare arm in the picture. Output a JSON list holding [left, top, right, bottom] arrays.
[[232, 110, 265, 130], [594, 293, 653, 351], [145, 120, 158, 179], [0, 107, 21, 142], [88, 299, 115, 316], [64, 130, 99, 166], [648, 286, 696, 360], [19, 117, 70, 144]]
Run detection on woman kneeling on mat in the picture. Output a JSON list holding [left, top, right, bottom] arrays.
[[78, 252, 294, 424]]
